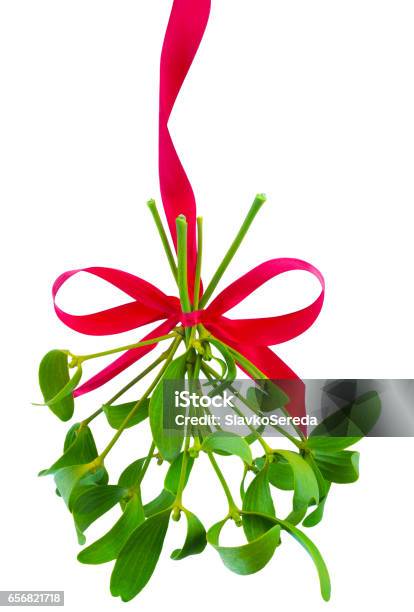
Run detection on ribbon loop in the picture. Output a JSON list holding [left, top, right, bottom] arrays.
[[204, 258, 324, 346], [207, 258, 324, 317], [52, 267, 179, 336]]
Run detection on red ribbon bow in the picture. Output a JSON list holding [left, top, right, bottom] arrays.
[[51, 0, 325, 424], [53, 259, 324, 422]]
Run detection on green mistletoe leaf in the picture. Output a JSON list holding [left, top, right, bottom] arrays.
[[144, 489, 175, 517], [244, 424, 266, 446], [63, 422, 82, 450], [255, 456, 294, 490], [118, 457, 146, 489], [54, 461, 105, 510], [302, 487, 330, 527], [207, 515, 281, 575], [247, 380, 290, 413], [164, 452, 194, 494], [302, 455, 331, 527], [117, 458, 147, 513], [38, 350, 81, 421], [171, 509, 207, 560], [39, 423, 98, 476], [110, 508, 171, 601], [306, 436, 361, 452], [210, 356, 227, 379], [72, 484, 128, 533], [242, 465, 276, 541], [276, 517, 331, 601], [313, 450, 360, 484], [310, 390, 381, 438], [207, 339, 237, 394], [45, 366, 82, 407], [103, 399, 149, 430], [274, 450, 319, 524], [201, 431, 252, 465], [78, 493, 145, 564], [118, 458, 146, 490], [149, 353, 188, 461]]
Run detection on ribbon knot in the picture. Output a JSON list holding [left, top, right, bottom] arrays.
[[181, 310, 204, 327]]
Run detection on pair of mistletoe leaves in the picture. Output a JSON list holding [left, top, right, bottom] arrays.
[[37, 348, 381, 602]]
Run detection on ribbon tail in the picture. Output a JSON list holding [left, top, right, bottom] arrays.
[[236, 345, 307, 436], [73, 318, 178, 397], [159, 0, 211, 287], [209, 325, 308, 435], [237, 345, 306, 429]]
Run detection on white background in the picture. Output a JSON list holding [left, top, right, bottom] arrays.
[[1, 1, 413, 610]]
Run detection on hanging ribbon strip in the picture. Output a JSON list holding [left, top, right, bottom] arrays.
[[159, 0, 211, 283], [51, 0, 325, 422]]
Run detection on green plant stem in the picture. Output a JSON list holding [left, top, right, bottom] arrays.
[[192, 352, 202, 379], [81, 407, 103, 427], [218, 341, 306, 442], [208, 452, 241, 523], [192, 355, 223, 433], [80, 351, 169, 427], [193, 217, 203, 310], [107, 352, 169, 404], [173, 444, 190, 520], [189, 354, 202, 448], [173, 354, 202, 519], [176, 215, 192, 313], [176, 214, 192, 345], [98, 336, 182, 461], [188, 218, 203, 348], [147, 199, 178, 282], [75, 332, 177, 363], [137, 442, 156, 486], [200, 194, 266, 307]]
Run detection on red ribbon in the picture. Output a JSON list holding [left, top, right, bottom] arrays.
[[53, 260, 324, 422], [51, 0, 325, 426], [159, 0, 211, 285]]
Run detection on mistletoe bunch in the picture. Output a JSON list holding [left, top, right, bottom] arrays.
[[36, 199, 379, 602]]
